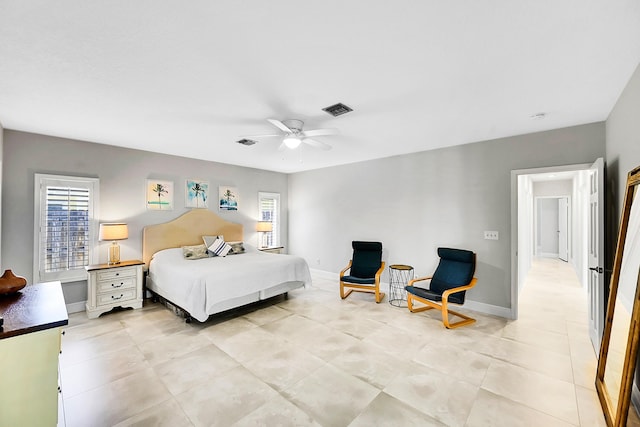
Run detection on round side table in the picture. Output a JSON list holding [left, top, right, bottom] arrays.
[[388, 264, 414, 307]]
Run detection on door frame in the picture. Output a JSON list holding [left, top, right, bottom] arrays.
[[510, 162, 592, 320], [533, 195, 571, 258]]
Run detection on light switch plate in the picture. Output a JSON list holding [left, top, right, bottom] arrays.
[[484, 231, 499, 240]]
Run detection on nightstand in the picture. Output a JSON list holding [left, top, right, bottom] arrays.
[[85, 260, 144, 319], [259, 246, 284, 254]]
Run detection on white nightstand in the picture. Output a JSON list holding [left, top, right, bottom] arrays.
[[85, 260, 144, 319], [259, 246, 284, 254]]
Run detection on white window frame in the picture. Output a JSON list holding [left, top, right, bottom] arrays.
[[258, 192, 281, 248], [33, 174, 100, 283]]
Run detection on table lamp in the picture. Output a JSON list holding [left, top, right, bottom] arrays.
[[99, 223, 128, 264], [256, 221, 273, 248]]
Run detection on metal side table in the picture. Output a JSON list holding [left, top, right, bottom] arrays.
[[388, 264, 414, 307]]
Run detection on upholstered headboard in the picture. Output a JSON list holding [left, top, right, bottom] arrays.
[[142, 209, 243, 267]]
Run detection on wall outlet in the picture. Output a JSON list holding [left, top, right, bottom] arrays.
[[484, 231, 499, 240]]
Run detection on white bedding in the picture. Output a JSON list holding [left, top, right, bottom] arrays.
[[147, 246, 312, 322]]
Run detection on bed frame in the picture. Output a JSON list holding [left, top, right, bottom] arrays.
[[142, 210, 303, 322]]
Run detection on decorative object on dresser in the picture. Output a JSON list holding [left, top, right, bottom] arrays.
[[85, 260, 144, 319], [0, 281, 68, 425], [0, 269, 27, 295], [256, 221, 273, 248], [99, 223, 129, 265]]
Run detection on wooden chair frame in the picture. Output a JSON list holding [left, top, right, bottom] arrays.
[[406, 276, 478, 328], [340, 260, 386, 303]]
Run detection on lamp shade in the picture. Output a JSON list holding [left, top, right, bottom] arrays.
[[256, 221, 273, 232], [99, 223, 129, 241]]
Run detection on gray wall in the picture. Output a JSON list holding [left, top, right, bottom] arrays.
[[1, 130, 289, 305], [604, 61, 640, 414], [289, 123, 605, 311], [607, 62, 640, 215]]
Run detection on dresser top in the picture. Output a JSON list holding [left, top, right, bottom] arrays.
[[0, 281, 69, 340], [86, 259, 144, 272]]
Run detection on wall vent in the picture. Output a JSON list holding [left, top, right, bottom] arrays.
[[236, 138, 257, 146], [322, 102, 353, 117]]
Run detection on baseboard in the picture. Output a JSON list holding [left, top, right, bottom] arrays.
[[310, 268, 511, 319], [66, 301, 86, 314], [309, 268, 338, 280], [461, 299, 513, 319]]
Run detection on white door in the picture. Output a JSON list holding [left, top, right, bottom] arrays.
[[558, 197, 569, 262], [588, 157, 605, 352]]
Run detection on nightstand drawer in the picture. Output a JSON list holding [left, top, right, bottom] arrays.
[[97, 289, 136, 305], [97, 266, 137, 282], [96, 277, 136, 294]]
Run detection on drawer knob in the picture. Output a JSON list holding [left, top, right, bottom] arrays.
[[112, 294, 124, 300], [115, 273, 120, 276], [112, 282, 124, 288]]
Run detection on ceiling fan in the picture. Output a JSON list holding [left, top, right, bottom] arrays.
[[242, 119, 338, 151]]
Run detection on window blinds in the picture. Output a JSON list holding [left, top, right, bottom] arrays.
[[41, 185, 91, 273], [259, 195, 279, 247]]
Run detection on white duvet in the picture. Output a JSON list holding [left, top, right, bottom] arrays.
[[147, 246, 312, 321]]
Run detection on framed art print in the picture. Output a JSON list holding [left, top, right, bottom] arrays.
[[146, 179, 174, 210], [186, 179, 209, 208], [219, 186, 238, 211]]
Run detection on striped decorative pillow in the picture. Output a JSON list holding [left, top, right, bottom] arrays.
[[207, 237, 232, 257]]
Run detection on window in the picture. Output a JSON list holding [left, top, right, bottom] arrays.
[[34, 174, 99, 283], [258, 192, 280, 247]]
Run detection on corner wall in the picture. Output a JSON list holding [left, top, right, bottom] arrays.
[[289, 123, 605, 313], [1, 130, 289, 306]]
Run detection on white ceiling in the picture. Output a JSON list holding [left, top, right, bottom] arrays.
[[1, 1, 639, 174]]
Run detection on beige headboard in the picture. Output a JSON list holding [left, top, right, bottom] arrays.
[[142, 209, 244, 266]]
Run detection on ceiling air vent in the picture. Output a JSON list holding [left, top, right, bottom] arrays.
[[322, 102, 353, 117], [236, 138, 257, 146]]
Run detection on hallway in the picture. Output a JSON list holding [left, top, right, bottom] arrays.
[[517, 257, 638, 426]]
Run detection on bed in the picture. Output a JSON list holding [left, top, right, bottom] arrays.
[[142, 209, 311, 322]]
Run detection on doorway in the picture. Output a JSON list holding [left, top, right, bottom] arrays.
[[511, 159, 605, 351]]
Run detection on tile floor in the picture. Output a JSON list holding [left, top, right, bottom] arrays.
[[57, 258, 617, 426]]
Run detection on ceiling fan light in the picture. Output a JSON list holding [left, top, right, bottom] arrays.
[[284, 136, 302, 149]]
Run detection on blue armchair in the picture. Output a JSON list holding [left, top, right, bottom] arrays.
[[340, 241, 385, 303], [405, 247, 477, 328]]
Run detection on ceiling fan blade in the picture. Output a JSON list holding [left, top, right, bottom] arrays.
[[303, 138, 332, 151], [277, 141, 288, 151], [302, 128, 339, 137], [239, 134, 281, 139], [267, 119, 293, 133]]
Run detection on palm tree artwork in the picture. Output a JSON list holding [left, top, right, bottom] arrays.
[[186, 180, 209, 208], [219, 186, 238, 211], [147, 180, 173, 210], [153, 183, 168, 209]]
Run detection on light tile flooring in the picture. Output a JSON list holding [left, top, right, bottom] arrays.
[[58, 258, 617, 426]]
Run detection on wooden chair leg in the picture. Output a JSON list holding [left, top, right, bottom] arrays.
[[340, 282, 354, 299]]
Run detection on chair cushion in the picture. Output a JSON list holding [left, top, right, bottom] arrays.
[[405, 285, 466, 305], [350, 241, 383, 278], [342, 275, 376, 285]]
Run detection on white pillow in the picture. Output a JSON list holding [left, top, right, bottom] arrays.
[[208, 237, 232, 257]]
